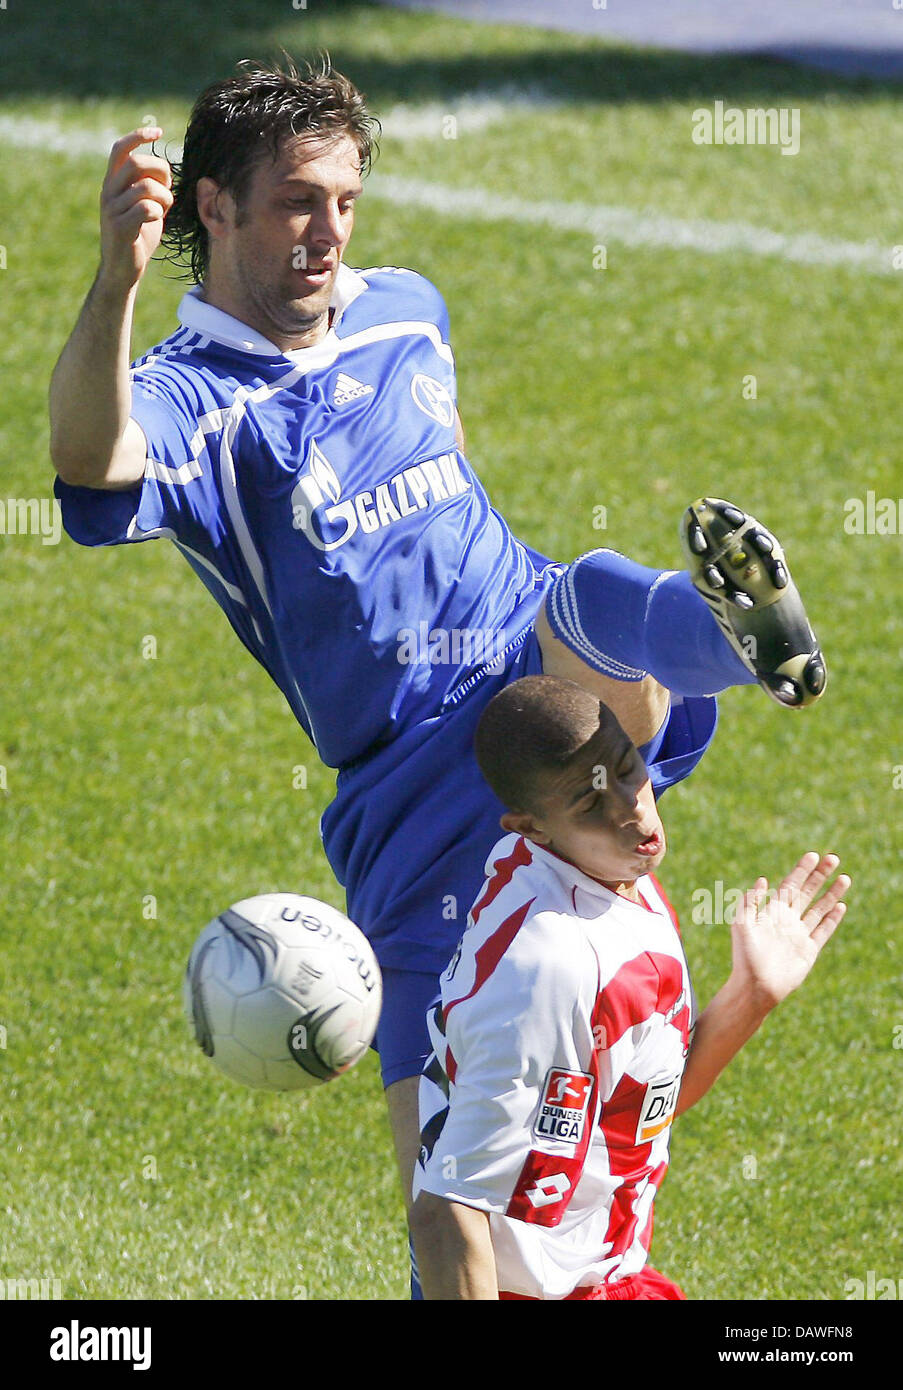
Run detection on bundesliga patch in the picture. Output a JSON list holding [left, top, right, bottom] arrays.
[[636, 1074, 681, 1143], [532, 1069, 594, 1146]]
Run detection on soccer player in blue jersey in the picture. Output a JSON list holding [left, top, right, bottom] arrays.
[[48, 56, 827, 1247]]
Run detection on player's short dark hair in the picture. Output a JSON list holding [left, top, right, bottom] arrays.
[[161, 51, 380, 283], [474, 676, 610, 815]]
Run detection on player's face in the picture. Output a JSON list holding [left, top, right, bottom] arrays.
[[203, 134, 363, 349], [524, 709, 666, 889]]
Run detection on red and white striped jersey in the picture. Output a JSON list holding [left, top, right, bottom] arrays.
[[413, 832, 695, 1300]]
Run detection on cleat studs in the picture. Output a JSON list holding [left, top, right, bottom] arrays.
[[684, 502, 825, 709], [774, 679, 801, 704], [805, 658, 826, 695]]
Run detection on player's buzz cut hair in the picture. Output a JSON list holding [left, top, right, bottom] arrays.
[[474, 675, 612, 816], [161, 51, 380, 283]]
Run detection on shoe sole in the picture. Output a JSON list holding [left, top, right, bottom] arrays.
[[680, 497, 827, 708]]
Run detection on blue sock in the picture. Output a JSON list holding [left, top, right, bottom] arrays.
[[546, 550, 757, 697]]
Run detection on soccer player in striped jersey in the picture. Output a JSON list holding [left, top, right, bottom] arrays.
[[411, 676, 848, 1300], [48, 56, 828, 1245]]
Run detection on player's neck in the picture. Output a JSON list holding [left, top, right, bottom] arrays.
[[595, 876, 642, 903], [539, 842, 642, 902], [197, 279, 332, 352]]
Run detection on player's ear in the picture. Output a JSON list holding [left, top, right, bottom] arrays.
[[196, 177, 233, 238], [500, 810, 546, 842]]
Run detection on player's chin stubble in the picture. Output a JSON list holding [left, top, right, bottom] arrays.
[[241, 263, 334, 343]]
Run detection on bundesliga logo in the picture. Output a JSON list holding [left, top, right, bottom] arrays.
[[533, 1069, 593, 1144]]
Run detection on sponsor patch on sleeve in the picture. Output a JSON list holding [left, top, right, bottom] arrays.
[[636, 1073, 681, 1143], [532, 1068, 594, 1146]]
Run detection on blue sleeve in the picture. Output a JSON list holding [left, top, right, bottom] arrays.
[[363, 265, 453, 353], [54, 367, 206, 548], [417, 271, 453, 354], [425, 276, 452, 346], [413, 272, 455, 401]]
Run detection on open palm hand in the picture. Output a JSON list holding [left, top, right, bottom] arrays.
[[730, 853, 850, 1009]]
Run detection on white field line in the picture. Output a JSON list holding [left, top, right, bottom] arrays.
[[380, 83, 560, 138], [370, 173, 895, 273], [0, 112, 895, 274]]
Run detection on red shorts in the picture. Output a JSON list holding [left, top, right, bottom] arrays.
[[500, 1266, 686, 1301]]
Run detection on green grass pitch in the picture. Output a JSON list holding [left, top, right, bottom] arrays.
[[1, 0, 901, 1300]]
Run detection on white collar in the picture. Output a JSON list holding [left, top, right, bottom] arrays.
[[524, 836, 656, 915], [176, 261, 369, 357]]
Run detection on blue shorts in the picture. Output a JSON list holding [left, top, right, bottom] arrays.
[[321, 618, 718, 1088]]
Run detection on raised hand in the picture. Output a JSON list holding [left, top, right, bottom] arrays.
[[729, 852, 850, 1009], [99, 128, 173, 290]]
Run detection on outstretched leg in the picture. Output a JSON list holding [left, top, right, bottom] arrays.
[[537, 497, 826, 736]]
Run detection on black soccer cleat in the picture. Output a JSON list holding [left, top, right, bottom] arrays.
[[680, 497, 827, 708]]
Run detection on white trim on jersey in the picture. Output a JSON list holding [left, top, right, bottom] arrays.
[[124, 518, 177, 543], [175, 267, 454, 376], [130, 326, 203, 373], [175, 262, 369, 356], [172, 540, 251, 610], [328, 319, 454, 369], [145, 455, 203, 487], [215, 389, 275, 621]]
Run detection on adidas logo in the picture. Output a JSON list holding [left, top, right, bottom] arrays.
[[332, 373, 375, 406]]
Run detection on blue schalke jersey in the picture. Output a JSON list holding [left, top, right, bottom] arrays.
[[55, 265, 556, 768]]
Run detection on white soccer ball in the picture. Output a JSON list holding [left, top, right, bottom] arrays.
[[183, 894, 382, 1091]]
